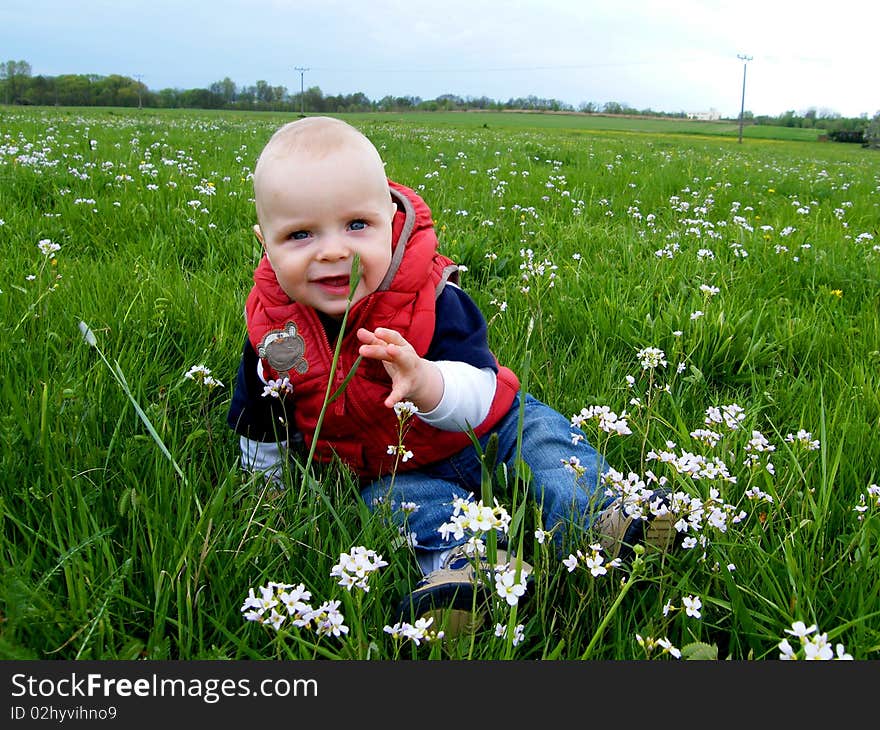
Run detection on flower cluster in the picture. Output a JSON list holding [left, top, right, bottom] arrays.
[[645, 444, 737, 484], [261, 377, 292, 398], [393, 400, 419, 419], [387, 400, 418, 464], [241, 581, 350, 638], [699, 283, 720, 297], [435, 497, 529, 607], [183, 364, 224, 389], [778, 621, 852, 660], [743, 429, 777, 473], [518, 247, 557, 292], [662, 594, 703, 619], [494, 566, 529, 606], [853, 483, 880, 520], [600, 469, 677, 523], [635, 634, 681, 659], [668, 488, 747, 550], [330, 546, 388, 592], [563, 542, 621, 577], [384, 616, 444, 645], [386, 444, 414, 462], [571, 405, 632, 437], [599, 469, 747, 553], [242, 544, 389, 639], [704, 403, 745, 430], [494, 622, 526, 646], [637, 346, 668, 370], [784, 429, 820, 451], [437, 495, 511, 544], [37, 238, 61, 257], [561, 455, 587, 479]]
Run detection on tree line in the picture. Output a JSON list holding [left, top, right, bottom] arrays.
[[2, 60, 877, 146]]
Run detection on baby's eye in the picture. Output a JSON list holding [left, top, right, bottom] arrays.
[[348, 220, 367, 231], [288, 230, 310, 241]]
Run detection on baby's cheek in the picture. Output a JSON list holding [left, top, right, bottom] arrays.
[[357, 278, 381, 301]]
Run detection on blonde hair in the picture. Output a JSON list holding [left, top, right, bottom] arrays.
[[256, 116, 378, 169], [252, 117, 388, 216]]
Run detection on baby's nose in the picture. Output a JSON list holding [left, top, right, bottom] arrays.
[[317, 234, 350, 259]]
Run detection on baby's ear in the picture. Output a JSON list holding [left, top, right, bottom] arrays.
[[253, 224, 265, 246]]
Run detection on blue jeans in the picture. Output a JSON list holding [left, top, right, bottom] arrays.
[[360, 393, 611, 558]]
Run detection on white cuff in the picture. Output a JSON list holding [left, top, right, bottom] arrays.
[[417, 362, 496, 432], [240, 435, 287, 477]]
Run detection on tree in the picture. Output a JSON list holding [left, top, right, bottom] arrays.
[[209, 76, 237, 104], [864, 112, 880, 149], [95, 74, 140, 106], [779, 110, 797, 128], [301, 85, 324, 113], [55, 74, 96, 106], [255, 79, 273, 104], [180, 88, 222, 109], [1, 59, 32, 104], [801, 107, 817, 128], [237, 85, 256, 105], [23, 74, 53, 105], [436, 93, 463, 110], [156, 88, 181, 108]]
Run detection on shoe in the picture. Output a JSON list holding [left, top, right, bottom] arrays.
[[593, 489, 679, 562], [395, 546, 533, 638]]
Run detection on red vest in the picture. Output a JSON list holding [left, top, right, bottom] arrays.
[[245, 180, 520, 478]]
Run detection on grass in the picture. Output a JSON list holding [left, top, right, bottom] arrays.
[[1, 105, 878, 661], [342, 109, 829, 141]]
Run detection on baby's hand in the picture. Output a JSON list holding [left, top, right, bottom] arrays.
[[356, 327, 443, 410]]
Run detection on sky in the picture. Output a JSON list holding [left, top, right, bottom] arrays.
[[2, 0, 878, 119]]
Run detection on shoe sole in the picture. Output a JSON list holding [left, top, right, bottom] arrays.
[[644, 510, 678, 552]]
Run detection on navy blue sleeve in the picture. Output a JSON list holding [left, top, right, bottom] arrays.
[[425, 284, 498, 372], [226, 336, 293, 443]]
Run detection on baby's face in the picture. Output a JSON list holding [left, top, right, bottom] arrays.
[[254, 142, 395, 319]]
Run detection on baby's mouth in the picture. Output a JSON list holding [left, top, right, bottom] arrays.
[[314, 275, 350, 289]]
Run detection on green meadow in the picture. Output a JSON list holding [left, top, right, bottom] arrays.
[[346, 109, 828, 141], [1, 106, 878, 660]]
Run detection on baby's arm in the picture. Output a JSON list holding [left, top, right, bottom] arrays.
[[227, 336, 300, 487], [356, 327, 496, 431], [356, 326, 444, 410], [418, 360, 496, 431]]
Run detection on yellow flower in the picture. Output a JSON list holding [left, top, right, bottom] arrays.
[[767, 188, 775, 193], [830, 289, 843, 298]]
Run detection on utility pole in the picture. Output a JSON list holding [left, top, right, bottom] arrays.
[[294, 66, 309, 115], [134, 74, 143, 108], [737, 54, 752, 144]]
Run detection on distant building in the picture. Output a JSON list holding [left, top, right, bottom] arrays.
[[687, 109, 721, 121]]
